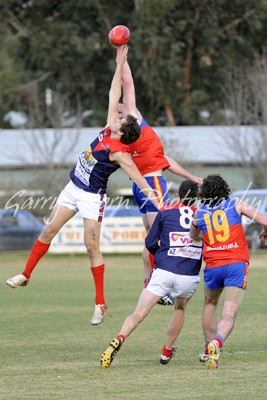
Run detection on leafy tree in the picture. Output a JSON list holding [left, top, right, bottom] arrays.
[[128, 0, 267, 125], [0, 0, 267, 127]]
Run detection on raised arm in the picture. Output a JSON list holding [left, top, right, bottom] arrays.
[[106, 45, 129, 126], [165, 155, 203, 185], [117, 47, 141, 122], [110, 151, 160, 210]]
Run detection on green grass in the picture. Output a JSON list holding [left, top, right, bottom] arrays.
[[0, 251, 267, 400]]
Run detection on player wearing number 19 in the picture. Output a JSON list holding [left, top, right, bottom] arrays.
[[190, 174, 267, 369]]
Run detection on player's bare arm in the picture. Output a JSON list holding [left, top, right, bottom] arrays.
[[106, 45, 129, 126], [165, 156, 203, 185], [110, 151, 159, 209], [235, 198, 267, 225], [117, 47, 142, 123], [235, 199, 267, 244]]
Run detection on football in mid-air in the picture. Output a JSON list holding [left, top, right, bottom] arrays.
[[108, 25, 130, 46]]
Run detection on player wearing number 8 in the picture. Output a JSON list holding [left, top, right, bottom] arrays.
[[190, 174, 267, 369], [100, 180, 202, 368]]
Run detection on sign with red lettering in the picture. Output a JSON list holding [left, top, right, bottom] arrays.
[[49, 216, 146, 254]]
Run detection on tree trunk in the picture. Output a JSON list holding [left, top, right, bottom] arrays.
[[164, 103, 176, 126], [182, 6, 202, 104]]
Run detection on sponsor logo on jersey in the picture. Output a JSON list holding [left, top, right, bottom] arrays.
[[169, 232, 202, 247], [83, 147, 96, 168], [167, 247, 202, 259]]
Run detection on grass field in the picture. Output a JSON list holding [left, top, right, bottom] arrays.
[[1, 251, 267, 400]]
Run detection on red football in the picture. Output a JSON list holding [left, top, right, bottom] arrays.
[[108, 25, 130, 46]]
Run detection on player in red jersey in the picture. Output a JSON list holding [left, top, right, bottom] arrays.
[[6, 46, 160, 326], [190, 174, 267, 368], [117, 46, 202, 303]]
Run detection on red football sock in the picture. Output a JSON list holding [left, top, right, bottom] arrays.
[[214, 337, 224, 348], [161, 345, 172, 357], [91, 264, 105, 304], [22, 239, 50, 279], [149, 253, 155, 270], [117, 334, 125, 343]]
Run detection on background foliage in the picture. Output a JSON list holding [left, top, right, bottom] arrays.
[[1, 0, 267, 127]]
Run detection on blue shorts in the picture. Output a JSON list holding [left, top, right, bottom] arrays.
[[204, 262, 248, 290], [132, 176, 170, 214]]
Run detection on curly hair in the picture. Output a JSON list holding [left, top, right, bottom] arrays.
[[178, 180, 199, 206], [199, 174, 231, 206], [120, 115, 141, 144]]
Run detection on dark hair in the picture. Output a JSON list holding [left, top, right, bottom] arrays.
[[120, 115, 141, 144], [199, 174, 231, 206], [178, 180, 199, 206]]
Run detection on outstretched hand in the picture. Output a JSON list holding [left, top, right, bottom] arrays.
[[116, 45, 128, 66], [193, 176, 203, 185]]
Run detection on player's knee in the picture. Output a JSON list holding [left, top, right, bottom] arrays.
[[41, 225, 58, 241], [84, 241, 100, 258], [205, 296, 219, 306], [133, 310, 146, 323], [222, 312, 236, 325]]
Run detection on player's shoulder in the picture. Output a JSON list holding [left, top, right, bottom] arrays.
[[100, 126, 111, 136], [159, 204, 179, 213], [140, 117, 149, 128], [162, 203, 196, 210], [109, 138, 130, 154]]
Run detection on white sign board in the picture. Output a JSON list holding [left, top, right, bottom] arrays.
[[49, 216, 146, 254]]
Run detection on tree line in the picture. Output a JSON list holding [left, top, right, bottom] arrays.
[[1, 0, 267, 128]]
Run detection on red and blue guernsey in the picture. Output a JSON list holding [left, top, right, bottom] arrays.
[[70, 127, 130, 194], [197, 197, 250, 268], [145, 204, 202, 275], [129, 119, 170, 175]]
